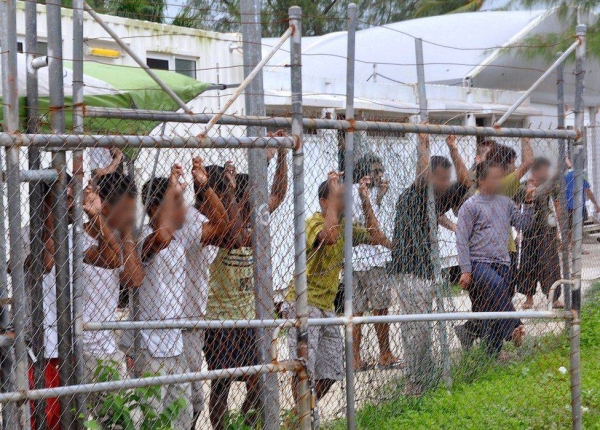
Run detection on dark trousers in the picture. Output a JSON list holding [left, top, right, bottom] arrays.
[[468, 262, 521, 357], [464, 253, 518, 341]]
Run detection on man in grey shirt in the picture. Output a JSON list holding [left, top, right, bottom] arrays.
[[457, 160, 534, 357]]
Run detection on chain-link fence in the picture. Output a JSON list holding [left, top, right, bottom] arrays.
[[0, 1, 592, 430]]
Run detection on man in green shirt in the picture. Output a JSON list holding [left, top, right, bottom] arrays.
[[287, 171, 391, 403]]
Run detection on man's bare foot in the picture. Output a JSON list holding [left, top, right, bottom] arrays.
[[552, 300, 564, 309], [522, 296, 534, 310], [512, 325, 525, 347], [354, 357, 367, 371], [378, 351, 400, 367]]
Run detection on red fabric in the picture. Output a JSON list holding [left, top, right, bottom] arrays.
[[44, 359, 61, 430], [28, 359, 61, 430]]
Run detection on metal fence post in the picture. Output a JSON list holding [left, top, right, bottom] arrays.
[[556, 53, 572, 311], [343, 5, 358, 429], [240, 0, 280, 427], [25, 0, 49, 427], [47, 0, 75, 428], [289, 7, 310, 430], [72, 0, 88, 425], [1, 0, 31, 427], [415, 37, 452, 388], [570, 23, 586, 430], [589, 107, 599, 200]]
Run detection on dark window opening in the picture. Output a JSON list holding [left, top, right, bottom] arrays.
[[146, 57, 169, 71]]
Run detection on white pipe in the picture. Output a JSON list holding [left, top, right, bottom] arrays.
[[495, 39, 580, 127], [202, 26, 293, 136]]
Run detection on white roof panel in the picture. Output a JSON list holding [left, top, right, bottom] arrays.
[[265, 10, 547, 86]]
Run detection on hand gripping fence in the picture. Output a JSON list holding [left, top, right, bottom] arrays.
[[0, 2, 589, 430]]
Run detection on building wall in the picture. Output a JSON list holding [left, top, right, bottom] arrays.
[[16, 1, 246, 116]]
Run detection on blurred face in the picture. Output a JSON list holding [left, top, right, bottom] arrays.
[[103, 195, 137, 231], [370, 162, 384, 187], [532, 165, 550, 186], [431, 166, 452, 194], [479, 166, 504, 194]]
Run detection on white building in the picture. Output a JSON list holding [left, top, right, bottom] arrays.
[[14, 2, 599, 289]]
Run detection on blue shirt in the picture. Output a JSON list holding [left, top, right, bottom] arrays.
[[565, 170, 590, 210]]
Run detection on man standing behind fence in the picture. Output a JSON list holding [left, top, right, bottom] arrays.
[[286, 172, 391, 412], [457, 160, 532, 357], [390, 134, 470, 396], [81, 174, 142, 414], [138, 158, 226, 429], [514, 157, 563, 309], [204, 145, 288, 430], [351, 153, 398, 370]]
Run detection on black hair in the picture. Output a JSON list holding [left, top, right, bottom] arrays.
[[142, 177, 169, 214], [477, 139, 496, 156], [476, 160, 503, 182], [353, 153, 382, 183], [431, 156, 452, 172], [487, 144, 517, 169], [235, 173, 249, 204], [97, 173, 137, 206], [532, 157, 552, 171], [318, 180, 330, 201]]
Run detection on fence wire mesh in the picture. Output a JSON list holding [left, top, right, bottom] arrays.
[[0, 113, 586, 429], [0, 2, 591, 429]]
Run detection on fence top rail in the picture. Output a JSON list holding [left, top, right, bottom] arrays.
[[85, 106, 578, 140], [0, 133, 296, 150]]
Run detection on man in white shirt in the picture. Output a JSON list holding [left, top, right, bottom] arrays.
[[351, 154, 398, 369], [81, 173, 143, 416], [139, 158, 227, 430]]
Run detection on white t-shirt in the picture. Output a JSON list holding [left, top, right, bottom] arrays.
[[21, 226, 73, 360], [183, 208, 212, 319], [139, 211, 204, 358], [82, 231, 122, 356], [351, 184, 391, 271]]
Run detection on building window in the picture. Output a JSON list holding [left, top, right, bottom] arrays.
[[175, 58, 196, 79], [17, 41, 47, 56], [146, 57, 169, 71]]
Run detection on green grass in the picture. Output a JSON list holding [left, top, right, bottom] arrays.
[[329, 284, 600, 429]]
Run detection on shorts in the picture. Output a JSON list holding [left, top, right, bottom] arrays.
[[203, 328, 258, 370], [353, 267, 392, 313], [137, 350, 193, 430], [182, 329, 205, 412], [286, 304, 344, 381]]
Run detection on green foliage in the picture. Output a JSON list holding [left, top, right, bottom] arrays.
[[111, 0, 166, 23], [83, 360, 186, 430], [414, 0, 486, 18], [509, 1, 600, 60], [327, 283, 600, 429], [175, 0, 426, 36]]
